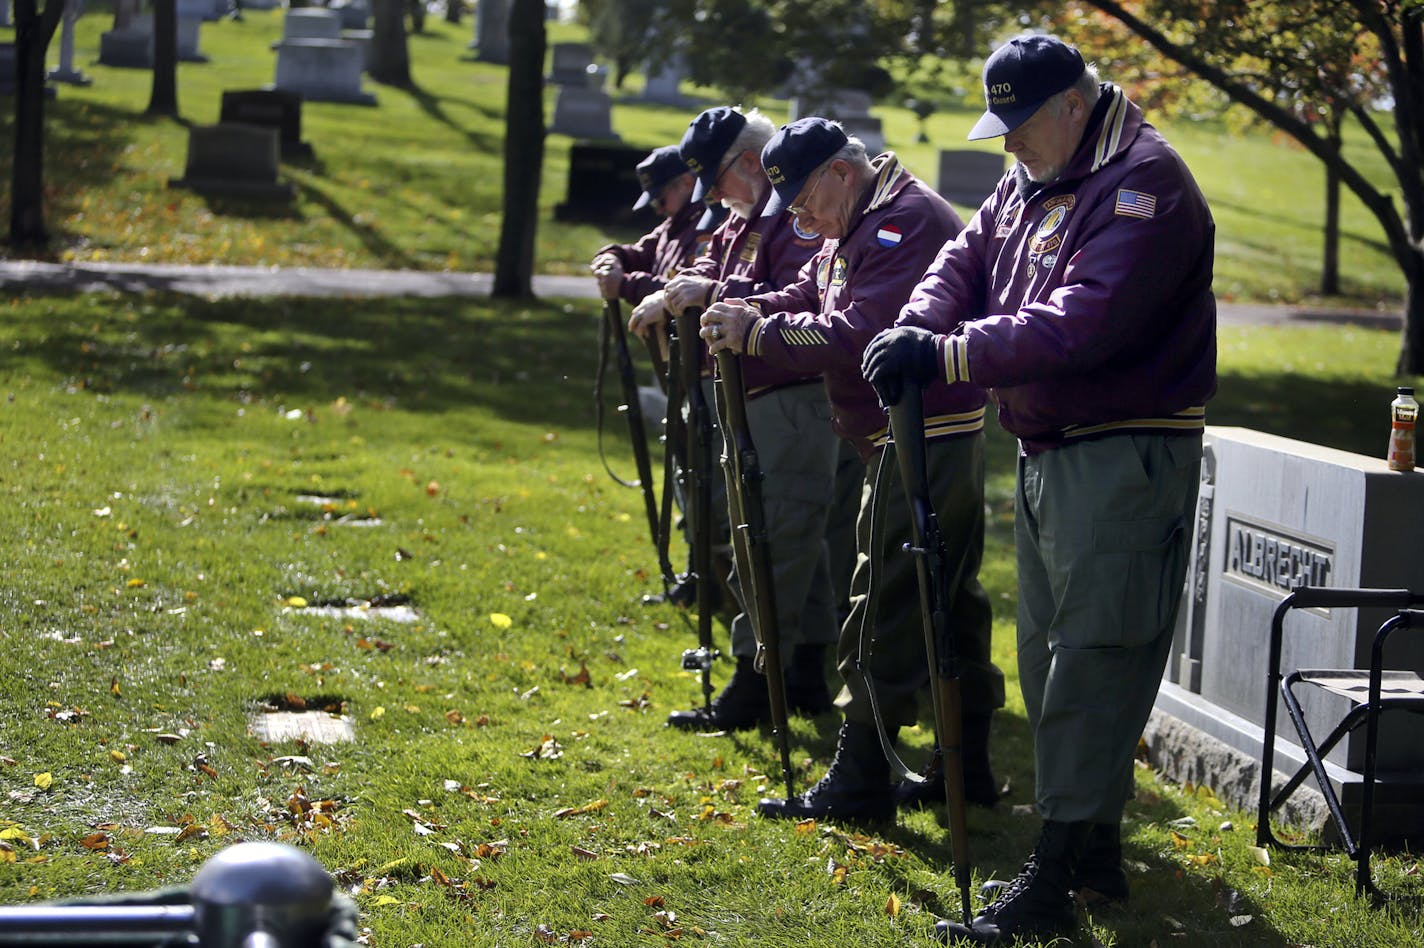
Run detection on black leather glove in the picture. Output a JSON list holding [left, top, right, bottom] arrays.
[[861, 326, 941, 408]]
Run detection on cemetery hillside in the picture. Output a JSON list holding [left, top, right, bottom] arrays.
[[1, 6, 1422, 948]]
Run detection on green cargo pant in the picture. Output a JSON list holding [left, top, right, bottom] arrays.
[[838, 432, 1005, 727], [1016, 433, 1202, 823]]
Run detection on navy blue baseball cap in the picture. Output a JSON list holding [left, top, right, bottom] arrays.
[[632, 145, 688, 210], [680, 107, 748, 203], [968, 35, 1085, 141], [759, 117, 849, 217]]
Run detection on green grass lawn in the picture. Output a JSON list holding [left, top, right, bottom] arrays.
[[0, 10, 1409, 310], [0, 289, 1418, 947]]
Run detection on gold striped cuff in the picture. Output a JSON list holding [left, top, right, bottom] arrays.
[[941, 336, 971, 384], [870, 405, 986, 448]]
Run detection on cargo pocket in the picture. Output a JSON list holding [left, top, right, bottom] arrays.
[[1088, 514, 1187, 648]]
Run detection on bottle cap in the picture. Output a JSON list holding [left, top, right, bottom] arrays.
[[1400, 386, 1415, 396]]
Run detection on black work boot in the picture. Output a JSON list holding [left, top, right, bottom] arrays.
[[1071, 821, 1129, 906], [756, 721, 893, 823], [666, 657, 769, 731], [893, 712, 999, 809], [937, 820, 1090, 945], [784, 644, 835, 716]]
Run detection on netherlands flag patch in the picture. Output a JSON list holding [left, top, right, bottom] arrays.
[[876, 225, 903, 248]]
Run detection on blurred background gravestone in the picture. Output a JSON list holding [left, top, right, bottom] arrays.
[[640, 55, 689, 106], [548, 43, 615, 140], [789, 88, 884, 154], [99, 10, 153, 68], [47, 0, 92, 85], [273, 37, 375, 105], [169, 123, 295, 201], [221, 88, 313, 159], [935, 150, 1006, 209], [470, 0, 509, 63], [554, 142, 652, 225]]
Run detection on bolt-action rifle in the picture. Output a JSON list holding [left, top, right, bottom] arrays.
[[672, 308, 718, 709], [596, 298, 676, 592], [711, 344, 795, 799], [886, 381, 974, 928]]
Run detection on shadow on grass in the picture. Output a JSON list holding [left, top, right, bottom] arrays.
[[7, 291, 615, 432], [1211, 196, 1393, 260]]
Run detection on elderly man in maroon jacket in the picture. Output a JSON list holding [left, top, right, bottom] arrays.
[[700, 117, 1006, 825], [629, 107, 842, 732], [590, 144, 719, 306], [864, 34, 1216, 944]]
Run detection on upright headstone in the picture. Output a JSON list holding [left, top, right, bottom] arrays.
[[342, 29, 373, 72], [554, 143, 652, 224], [276, 6, 342, 45], [547, 42, 597, 86], [273, 39, 376, 105], [1151, 426, 1424, 839], [168, 123, 295, 201], [330, 0, 368, 29], [790, 88, 884, 154], [470, 0, 509, 63], [221, 88, 313, 159], [98, 11, 153, 68], [48, 0, 92, 85], [640, 56, 688, 106], [176, 0, 210, 62], [935, 150, 1006, 209]]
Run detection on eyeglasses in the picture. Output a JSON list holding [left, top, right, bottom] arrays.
[[786, 166, 829, 218], [707, 149, 746, 199]]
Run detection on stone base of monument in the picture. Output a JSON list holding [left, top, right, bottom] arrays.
[[168, 123, 295, 201], [46, 65, 91, 86], [98, 29, 153, 68], [1152, 425, 1424, 846], [273, 39, 375, 105]]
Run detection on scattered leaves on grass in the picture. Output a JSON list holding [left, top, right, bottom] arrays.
[[554, 799, 608, 819], [79, 832, 109, 850], [489, 613, 512, 629], [885, 892, 901, 916], [32, 773, 52, 790], [522, 736, 564, 760], [560, 661, 592, 687], [571, 845, 599, 860]]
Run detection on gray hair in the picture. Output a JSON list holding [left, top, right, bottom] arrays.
[[1047, 63, 1102, 115], [724, 108, 777, 163], [830, 134, 873, 171]]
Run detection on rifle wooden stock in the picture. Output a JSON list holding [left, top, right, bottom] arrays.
[[603, 298, 671, 586], [886, 387, 973, 927], [674, 309, 717, 710], [713, 347, 795, 800]]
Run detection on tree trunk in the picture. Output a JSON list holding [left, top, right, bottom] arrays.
[[1322, 121, 1341, 297], [369, 0, 411, 86], [407, 0, 425, 34], [492, 0, 545, 300], [444, 0, 459, 25], [9, 0, 64, 248], [146, 0, 179, 117]]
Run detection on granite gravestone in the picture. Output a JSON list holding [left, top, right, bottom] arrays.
[[1151, 426, 1424, 841], [99, 12, 153, 68], [221, 88, 313, 159], [47, 0, 92, 85], [273, 38, 375, 105], [553, 143, 652, 225], [470, 0, 509, 63], [790, 88, 884, 154], [935, 150, 1006, 209], [169, 123, 295, 201]]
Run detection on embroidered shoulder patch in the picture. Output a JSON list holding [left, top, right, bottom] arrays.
[[1115, 189, 1157, 219], [792, 219, 822, 241], [739, 231, 762, 263]]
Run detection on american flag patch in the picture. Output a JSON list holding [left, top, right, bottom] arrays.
[[1115, 189, 1157, 219]]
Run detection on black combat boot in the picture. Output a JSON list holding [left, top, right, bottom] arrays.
[[756, 721, 893, 823], [893, 712, 999, 810], [666, 657, 769, 731], [784, 644, 835, 716], [937, 820, 1090, 945], [1071, 821, 1129, 906]]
